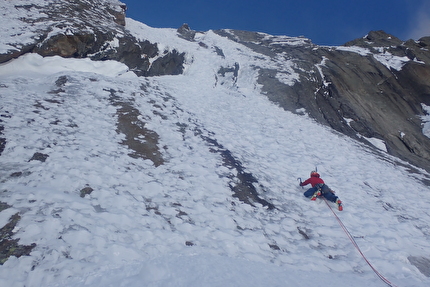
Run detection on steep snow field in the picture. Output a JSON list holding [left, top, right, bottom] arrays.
[[0, 19, 430, 287]]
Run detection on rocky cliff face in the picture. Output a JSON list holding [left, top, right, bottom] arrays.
[[211, 29, 430, 172], [0, 0, 184, 76], [1, 0, 429, 172]]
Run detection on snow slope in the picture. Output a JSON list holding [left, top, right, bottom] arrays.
[[0, 18, 429, 287]]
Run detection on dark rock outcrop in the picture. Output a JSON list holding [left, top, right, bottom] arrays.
[[177, 23, 196, 41], [408, 256, 430, 277], [146, 50, 186, 77], [0, 0, 184, 77], [107, 88, 165, 166], [29, 152, 49, 162], [80, 186, 94, 198], [0, 212, 36, 265]]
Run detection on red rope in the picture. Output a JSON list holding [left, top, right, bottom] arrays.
[[323, 197, 399, 287]]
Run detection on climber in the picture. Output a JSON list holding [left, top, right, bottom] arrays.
[[300, 171, 343, 211]]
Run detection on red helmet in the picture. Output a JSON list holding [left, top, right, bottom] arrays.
[[310, 171, 320, 178]]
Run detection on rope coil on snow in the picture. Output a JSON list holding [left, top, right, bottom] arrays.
[[322, 197, 399, 287]]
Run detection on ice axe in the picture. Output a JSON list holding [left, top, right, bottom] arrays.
[[297, 177, 303, 188]]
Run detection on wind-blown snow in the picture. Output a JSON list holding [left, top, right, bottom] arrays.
[[336, 46, 371, 56], [336, 46, 411, 71], [362, 136, 388, 152], [0, 53, 136, 78], [0, 18, 429, 287], [373, 52, 410, 71]]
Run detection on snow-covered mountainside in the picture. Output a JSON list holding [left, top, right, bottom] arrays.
[[3, 1, 430, 172], [1, 1, 430, 286]]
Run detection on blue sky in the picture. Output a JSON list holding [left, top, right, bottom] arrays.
[[121, 0, 430, 46]]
